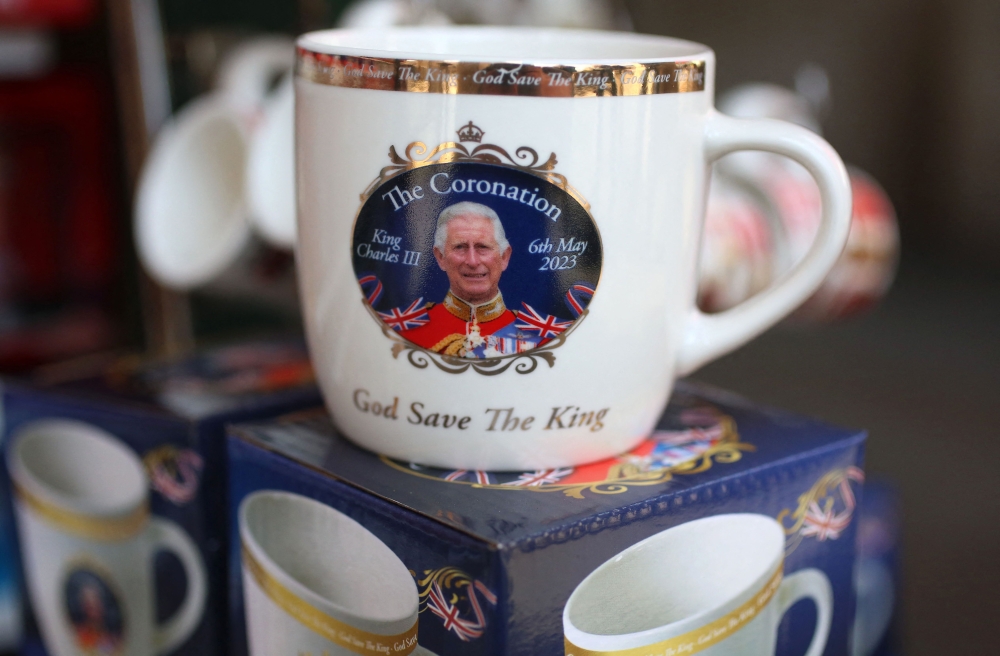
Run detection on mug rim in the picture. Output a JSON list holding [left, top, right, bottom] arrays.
[[563, 513, 784, 650], [9, 419, 148, 520], [297, 26, 712, 65], [239, 490, 419, 634]]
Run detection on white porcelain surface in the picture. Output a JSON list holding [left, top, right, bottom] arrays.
[[295, 27, 852, 470]]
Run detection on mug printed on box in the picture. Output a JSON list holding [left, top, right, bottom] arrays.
[[8, 420, 207, 656], [562, 514, 832, 656], [294, 27, 853, 470], [239, 491, 435, 656]]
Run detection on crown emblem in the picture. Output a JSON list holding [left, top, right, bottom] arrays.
[[457, 121, 484, 143]]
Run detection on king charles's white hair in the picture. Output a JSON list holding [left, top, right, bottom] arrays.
[[434, 202, 510, 252]]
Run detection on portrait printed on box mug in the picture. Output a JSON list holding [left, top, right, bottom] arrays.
[[352, 123, 603, 364], [63, 566, 125, 656]]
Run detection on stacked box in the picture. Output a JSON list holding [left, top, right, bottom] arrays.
[[0, 339, 321, 656], [853, 480, 901, 656], [227, 381, 866, 656]]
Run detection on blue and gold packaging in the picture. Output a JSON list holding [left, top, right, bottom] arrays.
[[227, 381, 866, 656], [853, 480, 901, 656], [0, 339, 322, 656]]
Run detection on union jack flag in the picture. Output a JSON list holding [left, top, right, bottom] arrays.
[[146, 448, 203, 505], [443, 469, 493, 485], [378, 298, 430, 331], [565, 282, 596, 317], [484, 335, 537, 356], [357, 274, 383, 306], [802, 475, 861, 541], [801, 501, 853, 541], [515, 303, 571, 339], [503, 468, 573, 487], [425, 579, 497, 641]]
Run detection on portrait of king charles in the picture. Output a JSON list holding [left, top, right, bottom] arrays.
[[399, 201, 546, 359]]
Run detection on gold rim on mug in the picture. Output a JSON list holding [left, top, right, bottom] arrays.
[[13, 481, 149, 542], [296, 49, 706, 97], [241, 543, 420, 656], [565, 565, 784, 656]]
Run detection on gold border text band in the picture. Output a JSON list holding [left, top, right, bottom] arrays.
[[297, 49, 706, 97]]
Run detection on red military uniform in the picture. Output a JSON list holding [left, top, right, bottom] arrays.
[[400, 291, 517, 356]]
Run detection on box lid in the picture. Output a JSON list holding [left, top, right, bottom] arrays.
[[4, 337, 321, 421], [228, 380, 866, 547]]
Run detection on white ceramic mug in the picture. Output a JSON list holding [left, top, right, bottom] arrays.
[[294, 27, 852, 470], [8, 420, 207, 656], [563, 514, 832, 656], [239, 491, 434, 656]]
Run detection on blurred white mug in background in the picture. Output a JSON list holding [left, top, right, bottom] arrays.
[[699, 82, 900, 321], [135, 36, 297, 299], [136, 0, 633, 298]]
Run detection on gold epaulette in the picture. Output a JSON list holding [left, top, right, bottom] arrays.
[[430, 334, 465, 356]]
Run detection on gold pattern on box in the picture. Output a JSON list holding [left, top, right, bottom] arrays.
[[412, 567, 496, 642], [777, 466, 865, 554], [381, 415, 754, 499]]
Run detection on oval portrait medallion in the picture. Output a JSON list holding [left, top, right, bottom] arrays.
[[352, 123, 602, 374]]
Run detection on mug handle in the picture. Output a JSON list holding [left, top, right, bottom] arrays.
[[148, 517, 209, 655], [216, 36, 295, 114], [675, 112, 853, 375], [776, 568, 833, 656]]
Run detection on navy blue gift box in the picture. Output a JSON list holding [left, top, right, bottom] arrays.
[[227, 381, 866, 656], [853, 480, 901, 656], [0, 339, 322, 656]]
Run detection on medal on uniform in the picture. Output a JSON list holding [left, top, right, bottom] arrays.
[[461, 317, 485, 358]]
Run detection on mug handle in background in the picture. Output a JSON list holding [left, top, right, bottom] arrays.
[[148, 517, 208, 655], [675, 112, 853, 375], [245, 75, 297, 249], [776, 568, 833, 656], [216, 36, 296, 115]]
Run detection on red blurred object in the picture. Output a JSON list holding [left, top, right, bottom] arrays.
[[793, 168, 899, 322], [0, 305, 115, 371], [0, 70, 121, 370], [699, 166, 899, 322], [0, 0, 97, 28]]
